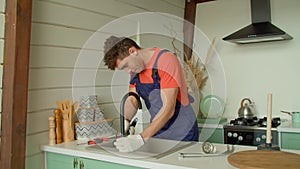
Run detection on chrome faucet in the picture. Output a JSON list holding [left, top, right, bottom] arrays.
[[120, 92, 142, 137]]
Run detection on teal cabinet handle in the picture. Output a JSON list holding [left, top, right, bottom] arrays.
[[73, 158, 78, 169], [80, 160, 85, 169]]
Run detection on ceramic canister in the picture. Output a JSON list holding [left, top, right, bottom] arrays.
[[94, 108, 104, 121], [80, 95, 98, 108], [76, 108, 94, 122], [292, 112, 300, 123]]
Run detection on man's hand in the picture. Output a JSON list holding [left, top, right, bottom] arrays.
[[114, 135, 144, 152]]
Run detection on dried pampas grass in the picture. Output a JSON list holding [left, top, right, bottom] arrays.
[[184, 54, 208, 92], [172, 38, 208, 93]]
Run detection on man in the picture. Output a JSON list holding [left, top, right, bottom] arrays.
[[104, 36, 198, 152]]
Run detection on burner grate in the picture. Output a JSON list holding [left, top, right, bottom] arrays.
[[229, 117, 281, 128]]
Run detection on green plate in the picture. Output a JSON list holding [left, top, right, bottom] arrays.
[[200, 95, 225, 118]]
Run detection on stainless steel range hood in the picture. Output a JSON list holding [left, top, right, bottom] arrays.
[[223, 0, 292, 44]]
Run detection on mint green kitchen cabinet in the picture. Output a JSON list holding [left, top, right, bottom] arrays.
[[46, 152, 145, 169], [199, 127, 224, 144], [281, 132, 300, 150]]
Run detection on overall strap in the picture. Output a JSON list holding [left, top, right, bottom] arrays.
[[130, 49, 171, 84], [152, 49, 170, 79]]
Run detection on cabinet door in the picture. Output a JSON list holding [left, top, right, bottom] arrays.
[[46, 152, 78, 169], [46, 152, 145, 169], [199, 128, 224, 143], [82, 157, 145, 169], [281, 132, 300, 150]]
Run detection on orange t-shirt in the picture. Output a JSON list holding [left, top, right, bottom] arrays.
[[130, 48, 190, 106]]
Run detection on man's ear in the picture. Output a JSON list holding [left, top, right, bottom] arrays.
[[128, 47, 137, 55]]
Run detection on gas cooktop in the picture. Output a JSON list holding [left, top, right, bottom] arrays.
[[223, 116, 281, 146], [226, 116, 281, 128]]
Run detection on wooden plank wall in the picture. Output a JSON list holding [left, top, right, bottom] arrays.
[[0, 0, 5, 139], [26, 0, 184, 169]]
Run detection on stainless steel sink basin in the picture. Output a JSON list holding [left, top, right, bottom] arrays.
[[86, 137, 196, 159]]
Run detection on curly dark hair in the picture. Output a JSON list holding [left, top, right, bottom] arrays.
[[103, 36, 141, 70]]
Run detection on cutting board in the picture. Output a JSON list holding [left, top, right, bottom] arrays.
[[228, 150, 300, 169]]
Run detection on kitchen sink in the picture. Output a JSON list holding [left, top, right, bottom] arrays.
[[86, 137, 196, 159]]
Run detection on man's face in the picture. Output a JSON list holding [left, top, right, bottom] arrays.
[[116, 52, 144, 74]]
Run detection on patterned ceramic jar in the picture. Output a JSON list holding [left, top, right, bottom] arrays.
[[76, 108, 94, 122], [79, 95, 98, 108], [94, 108, 104, 121]]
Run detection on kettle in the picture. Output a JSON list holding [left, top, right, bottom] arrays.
[[238, 98, 256, 119]]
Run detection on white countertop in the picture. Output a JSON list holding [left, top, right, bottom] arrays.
[[278, 120, 300, 133], [40, 140, 300, 169], [198, 123, 224, 129]]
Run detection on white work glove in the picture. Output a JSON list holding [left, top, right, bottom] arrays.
[[114, 134, 144, 153]]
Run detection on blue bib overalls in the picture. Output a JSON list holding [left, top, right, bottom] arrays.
[[130, 49, 199, 141]]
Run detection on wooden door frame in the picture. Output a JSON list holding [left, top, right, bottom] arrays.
[[184, 0, 215, 59], [0, 0, 32, 169]]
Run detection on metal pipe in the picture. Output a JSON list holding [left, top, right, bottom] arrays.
[[120, 92, 142, 137]]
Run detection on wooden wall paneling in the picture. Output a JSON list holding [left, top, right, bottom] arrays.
[[30, 24, 114, 51], [27, 86, 127, 112], [117, 0, 184, 17], [26, 132, 48, 156], [31, 23, 94, 49], [0, 13, 4, 38], [27, 110, 53, 134], [0, 0, 5, 13], [41, 0, 145, 17], [139, 34, 184, 56], [0, 0, 32, 169], [26, 153, 44, 169], [164, 0, 185, 8], [0, 89, 2, 110], [32, 1, 115, 31], [30, 46, 82, 68], [0, 39, 3, 61], [0, 65, 2, 88], [30, 46, 108, 69], [28, 69, 126, 89], [27, 89, 73, 112]]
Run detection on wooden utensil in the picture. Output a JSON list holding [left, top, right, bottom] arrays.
[[228, 150, 300, 169], [57, 100, 75, 142]]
